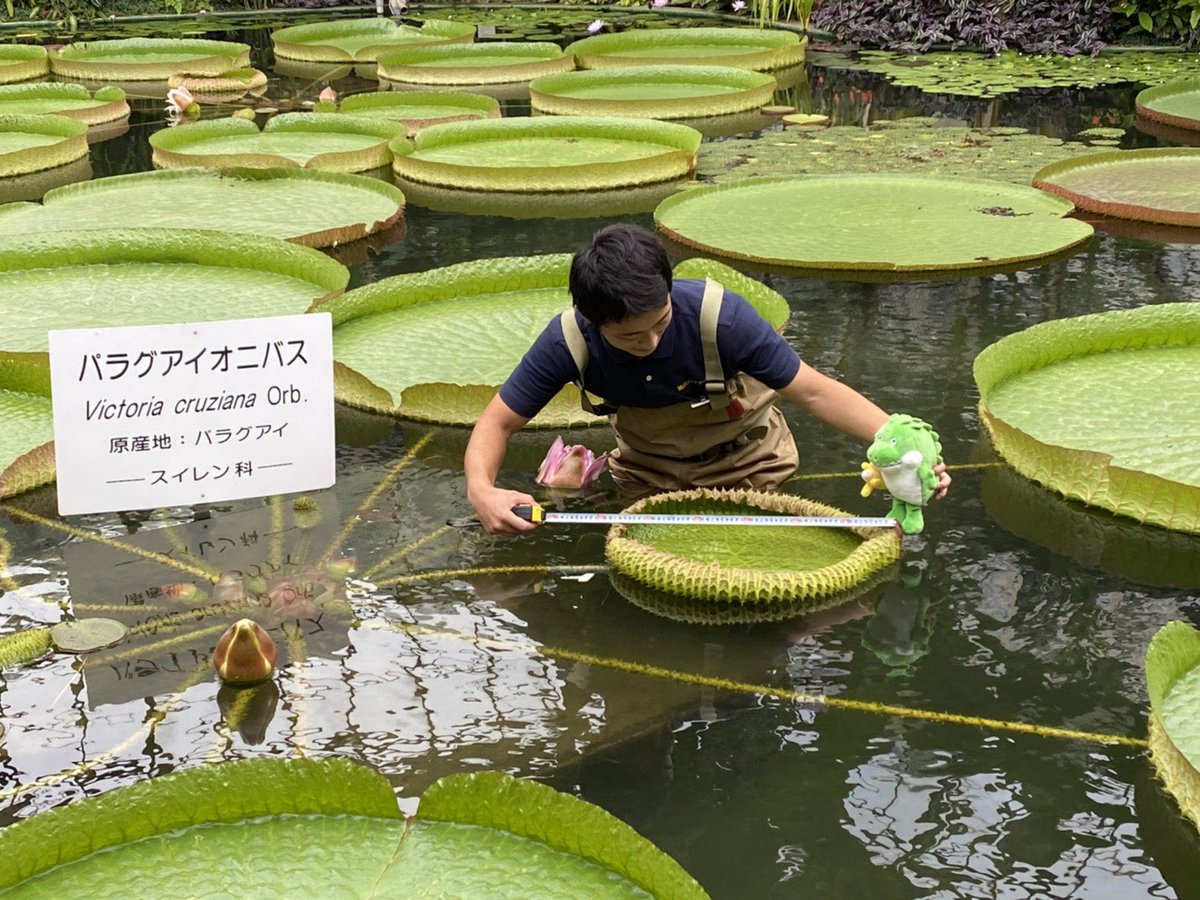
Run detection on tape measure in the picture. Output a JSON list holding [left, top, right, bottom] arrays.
[[512, 504, 895, 529]]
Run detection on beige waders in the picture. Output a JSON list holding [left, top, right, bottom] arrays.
[[560, 278, 800, 495]]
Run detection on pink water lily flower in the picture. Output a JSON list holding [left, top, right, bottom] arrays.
[[165, 86, 199, 121], [732, 0, 746, 10], [536, 436, 609, 488], [652, 0, 668, 7], [587, 18, 605, 33]]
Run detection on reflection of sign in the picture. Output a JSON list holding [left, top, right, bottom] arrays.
[[63, 494, 349, 708], [49, 313, 334, 515]]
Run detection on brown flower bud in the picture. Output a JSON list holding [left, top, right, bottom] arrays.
[[213, 619, 276, 685]]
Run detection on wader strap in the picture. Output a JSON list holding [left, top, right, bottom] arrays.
[[560, 309, 605, 415], [699, 278, 730, 411]]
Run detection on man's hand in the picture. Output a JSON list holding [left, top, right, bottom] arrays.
[[932, 462, 951, 500], [469, 485, 539, 536]]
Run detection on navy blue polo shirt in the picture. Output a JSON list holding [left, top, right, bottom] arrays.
[[499, 279, 801, 418]]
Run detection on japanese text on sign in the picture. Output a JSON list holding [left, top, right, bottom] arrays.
[[50, 314, 334, 515]]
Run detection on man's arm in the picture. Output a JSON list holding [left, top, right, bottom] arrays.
[[777, 365, 950, 498], [465, 394, 539, 535]]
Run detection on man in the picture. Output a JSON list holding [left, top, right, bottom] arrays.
[[466, 224, 949, 534]]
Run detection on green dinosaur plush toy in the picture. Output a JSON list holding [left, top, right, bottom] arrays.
[[862, 414, 943, 535]]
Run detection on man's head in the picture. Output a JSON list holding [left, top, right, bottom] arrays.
[[569, 224, 672, 330]]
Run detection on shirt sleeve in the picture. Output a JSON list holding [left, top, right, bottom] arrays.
[[497, 316, 580, 419], [719, 290, 802, 390]]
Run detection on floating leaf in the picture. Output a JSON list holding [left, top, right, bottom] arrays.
[[0, 45, 49, 85], [974, 303, 1200, 534], [49, 37, 251, 81], [529, 64, 775, 119], [655, 174, 1092, 273], [377, 42, 573, 86], [0, 167, 405, 249], [1146, 622, 1200, 833], [606, 488, 901, 603], [0, 351, 53, 498], [271, 17, 476, 63], [0, 83, 129, 126], [0, 114, 89, 179], [150, 113, 408, 173], [567, 27, 806, 71], [166, 68, 268, 99], [50, 618, 129, 653], [1034, 147, 1200, 227], [392, 116, 699, 191], [332, 90, 499, 132]]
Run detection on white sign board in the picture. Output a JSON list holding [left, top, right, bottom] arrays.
[[49, 314, 335, 515]]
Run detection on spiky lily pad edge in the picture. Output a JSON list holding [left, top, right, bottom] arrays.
[[606, 488, 902, 603], [50, 38, 252, 81], [974, 302, 1200, 534], [0, 627, 52, 669], [0, 46, 50, 85], [0, 114, 89, 178]]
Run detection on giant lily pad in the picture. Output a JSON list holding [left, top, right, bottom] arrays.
[[150, 113, 409, 173], [0, 229, 347, 354], [0, 758, 707, 898], [1034, 148, 1200, 227], [655, 174, 1093, 273], [606, 488, 901, 603], [529, 65, 776, 119], [1137, 79, 1200, 133], [0, 351, 54, 499], [0, 114, 89, 179], [49, 38, 251, 81], [567, 27, 806, 71], [377, 42, 573, 86], [974, 303, 1200, 534], [392, 116, 700, 191], [0, 84, 128, 126], [0, 167, 405, 249], [271, 17, 476, 63], [318, 254, 784, 426], [320, 90, 499, 132], [0, 45, 49, 85], [166, 68, 268, 100], [1146, 621, 1200, 834]]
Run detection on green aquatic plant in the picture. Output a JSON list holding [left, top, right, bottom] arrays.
[[1146, 621, 1200, 834], [0, 758, 707, 897], [655, 174, 1093, 273], [0, 45, 49, 85], [974, 303, 1200, 534], [377, 41, 574, 86], [0, 83, 127, 126], [0, 352, 51, 499], [49, 37, 251, 81], [0, 167, 405, 249], [166, 68, 268, 99], [0, 114, 88, 179], [392, 116, 700, 192], [149, 113, 409, 173], [321, 90, 499, 133], [529, 64, 776, 119], [1136, 78, 1200, 133], [833, 49, 1200, 98], [567, 26, 806, 71], [606, 488, 901, 603], [1033, 148, 1200, 228], [0, 626, 51, 669], [271, 17, 476, 63]]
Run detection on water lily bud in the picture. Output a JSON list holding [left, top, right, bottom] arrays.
[[213, 619, 276, 685], [318, 86, 338, 104], [535, 435, 608, 489]]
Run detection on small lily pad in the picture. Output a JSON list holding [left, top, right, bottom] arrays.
[[51, 618, 129, 653]]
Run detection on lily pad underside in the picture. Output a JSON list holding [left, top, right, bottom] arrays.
[[377, 41, 573, 86], [1146, 621, 1200, 833], [606, 488, 901, 603], [392, 116, 700, 191], [0, 46, 49, 85], [149, 113, 409, 173], [567, 27, 807, 72], [655, 174, 1093, 272], [0, 351, 54, 499], [1137, 79, 1200, 133], [0, 758, 706, 898], [974, 302, 1200, 534], [0, 84, 129, 126], [318, 254, 784, 426], [0, 114, 89, 178], [529, 65, 776, 119], [323, 90, 499, 132], [1034, 148, 1200, 228], [271, 17, 476, 63], [0, 229, 347, 354], [0, 167, 405, 249], [50, 38, 252, 81]]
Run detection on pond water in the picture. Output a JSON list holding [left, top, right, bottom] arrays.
[[1, 11, 1199, 899]]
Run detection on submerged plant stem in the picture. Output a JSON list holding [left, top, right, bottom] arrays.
[[363, 523, 454, 581], [373, 563, 608, 588]]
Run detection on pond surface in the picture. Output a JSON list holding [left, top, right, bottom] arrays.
[[1, 11, 1199, 899]]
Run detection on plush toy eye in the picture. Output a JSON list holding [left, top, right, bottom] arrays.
[[890, 438, 897, 445]]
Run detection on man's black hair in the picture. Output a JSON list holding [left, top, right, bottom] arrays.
[[569, 223, 672, 327]]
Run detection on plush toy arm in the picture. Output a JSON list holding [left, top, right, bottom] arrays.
[[860, 461, 885, 498]]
